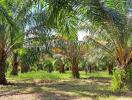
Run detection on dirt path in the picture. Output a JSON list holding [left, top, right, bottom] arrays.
[[0, 93, 42, 100]]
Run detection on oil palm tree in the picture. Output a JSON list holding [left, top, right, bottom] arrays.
[[0, 0, 35, 84], [83, 0, 132, 89], [52, 34, 88, 78], [86, 0, 132, 68], [28, 0, 81, 78]]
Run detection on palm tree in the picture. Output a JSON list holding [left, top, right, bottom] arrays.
[[0, 0, 34, 84], [27, 0, 82, 78], [52, 34, 88, 78], [86, 0, 132, 68], [53, 54, 66, 73], [83, 0, 132, 88]]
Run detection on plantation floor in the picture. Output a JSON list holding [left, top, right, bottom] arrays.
[[0, 71, 132, 100]]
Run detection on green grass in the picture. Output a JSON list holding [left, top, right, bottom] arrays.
[[7, 71, 71, 81], [7, 71, 112, 81]]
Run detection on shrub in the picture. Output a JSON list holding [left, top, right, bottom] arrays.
[[126, 65, 132, 89], [111, 67, 125, 92]]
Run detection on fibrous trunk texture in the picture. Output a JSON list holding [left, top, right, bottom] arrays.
[[11, 53, 19, 75], [0, 50, 7, 85], [71, 64, 80, 78]]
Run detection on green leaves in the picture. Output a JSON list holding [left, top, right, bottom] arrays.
[[85, 0, 132, 68], [105, 0, 126, 14]]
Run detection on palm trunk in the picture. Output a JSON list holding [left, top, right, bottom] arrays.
[[59, 64, 65, 73], [0, 63, 7, 85], [71, 64, 80, 78], [0, 50, 7, 85], [11, 53, 19, 75], [21, 65, 30, 73], [89, 66, 92, 73], [48, 66, 52, 73], [116, 58, 128, 86], [108, 64, 113, 75], [85, 66, 89, 74]]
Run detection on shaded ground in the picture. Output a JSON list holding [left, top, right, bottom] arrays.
[[0, 76, 132, 100]]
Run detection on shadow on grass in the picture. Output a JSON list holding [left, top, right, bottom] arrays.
[[81, 77, 112, 84], [44, 78, 132, 98], [45, 82, 112, 97], [86, 76, 112, 80], [0, 77, 132, 99], [0, 81, 77, 100]]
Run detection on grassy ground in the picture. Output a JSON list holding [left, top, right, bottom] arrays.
[[7, 71, 111, 80], [0, 71, 132, 100]]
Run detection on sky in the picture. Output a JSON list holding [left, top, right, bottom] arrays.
[[25, 29, 89, 41], [78, 30, 89, 41]]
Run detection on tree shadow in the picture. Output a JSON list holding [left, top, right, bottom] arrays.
[[0, 78, 132, 99], [81, 77, 112, 84], [0, 82, 37, 97], [44, 78, 132, 98], [0, 82, 78, 100]]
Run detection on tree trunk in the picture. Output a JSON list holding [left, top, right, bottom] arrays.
[[89, 66, 92, 73], [0, 62, 7, 85], [48, 66, 52, 73], [59, 64, 65, 73], [21, 65, 30, 73], [0, 50, 7, 85], [108, 64, 113, 75], [11, 53, 19, 75], [85, 66, 89, 75], [71, 64, 80, 78]]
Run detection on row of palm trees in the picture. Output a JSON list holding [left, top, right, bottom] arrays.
[[0, 0, 131, 86]]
